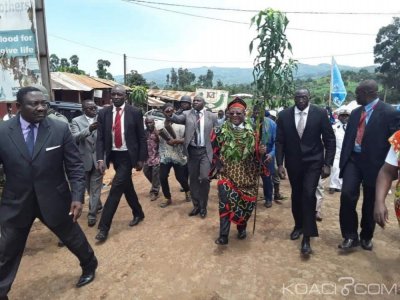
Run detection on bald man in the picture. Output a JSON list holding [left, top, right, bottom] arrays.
[[338, 80, 400, 251]]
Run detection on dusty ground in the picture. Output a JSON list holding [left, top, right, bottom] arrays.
[[9, 168, 400, 299]]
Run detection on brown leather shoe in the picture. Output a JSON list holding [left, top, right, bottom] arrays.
[[160, 198, 172, 208]]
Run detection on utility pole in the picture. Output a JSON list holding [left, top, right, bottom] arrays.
[[123, 54, 127, 85]]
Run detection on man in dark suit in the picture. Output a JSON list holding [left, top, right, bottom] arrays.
[[164, 95, 218, 218], [0, 87, 98, 299], [95, 85, 147, 242], [338, 80, 399, 251], [71, 100, 104, 227], [276, 88, 336, 256]]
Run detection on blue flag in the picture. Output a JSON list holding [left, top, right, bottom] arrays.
[[331, 57, 347, 107]]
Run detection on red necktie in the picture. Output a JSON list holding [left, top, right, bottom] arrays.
[[114, 107, 122, 148], [355, 110, 367, 145]]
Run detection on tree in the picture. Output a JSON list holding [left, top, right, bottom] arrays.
[[126, 70, 148, 87], [374, 17, 400, 102], [166, 74, 170, 86], [197, 69, 214, 88], [49, 54, 60, 72], [177, 68, 196, 90], [170, 68, 178, 88], [49, 54, 85, 74], [216, 79, 224, 89], [96, 59, 113, 80], [250, 9, 297, 109], [129, 86, 147, 111]]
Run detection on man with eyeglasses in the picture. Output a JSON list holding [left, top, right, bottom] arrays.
[[0, 87, 98, 298], [276, 88, 336, 256], [71, 100, 104, 227]]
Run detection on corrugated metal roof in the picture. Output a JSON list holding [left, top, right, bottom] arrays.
[[51, 72, 92, 91], [147, 89, 196, 101], [91, 77, 131, 90]]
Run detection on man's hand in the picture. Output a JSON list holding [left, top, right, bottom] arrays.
[[163, 107, 174, 118], [136, 161, 144, 171], [259, 144, 267, 155], [69, 201, 82, 222], [167, 139, 176, 146], [97, 160, 106, 174], [89, 122, 98, 132], [278, 165, 286, 179], [374, 202, 388, 228], [321, 165, 331, 179], [264, 154, 272, 164]]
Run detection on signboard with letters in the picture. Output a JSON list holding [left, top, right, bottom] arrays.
[[195, 88, 229, 112], [0, 0, 42, 101]]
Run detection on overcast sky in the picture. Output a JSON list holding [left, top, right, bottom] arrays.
[[44, 0, 400, 76]]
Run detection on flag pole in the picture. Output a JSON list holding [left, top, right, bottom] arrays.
[[329, 56, 333, 107]]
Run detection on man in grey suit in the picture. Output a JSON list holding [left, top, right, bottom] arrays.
[[164, 95, 218, 218], [71, 100, 104, 227], [0, 87, 97, 299]]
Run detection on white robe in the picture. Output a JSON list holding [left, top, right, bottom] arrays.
[[329, 122, 346, 189]]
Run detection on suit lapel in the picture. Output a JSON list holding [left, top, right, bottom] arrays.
[[32, 118, 51, 160], [8, 116, 31, 161], [288, 107, 298, 138], [302, 105, 314, 135], [365, 101, 382, 132]]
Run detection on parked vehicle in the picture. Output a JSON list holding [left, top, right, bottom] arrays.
[[48, 101, 82, 122]]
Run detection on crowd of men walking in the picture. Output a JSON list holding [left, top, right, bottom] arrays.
[[0, 79, 399, 299]]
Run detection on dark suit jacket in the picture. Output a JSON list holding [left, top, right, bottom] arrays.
[[276, 104, 336, 170], [96, 104, 147, 167], [0, 116, 85, 228], [339, 100, 400, 186]]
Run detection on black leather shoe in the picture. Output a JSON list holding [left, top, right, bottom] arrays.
[[215, 236, 228, 245], [95, 230, 108, 242], [360, 239, 373, 251], [338, 238, 359, 250], [290, 228, 303, 240], [301, 237, 312, 255], [188, 207, 200, 217], [264, 201, 272, 208], [237, 230, 247, 240], [76, 257, 98, 288], [0, 295, 9, 300], [199, 209, 207, 219], [88, 219, 96, 227], [129, 216, 144, 227]]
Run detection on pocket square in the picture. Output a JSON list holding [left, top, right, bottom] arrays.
[[46, 145, 61, 151]]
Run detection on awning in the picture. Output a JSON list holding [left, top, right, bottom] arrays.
[[148, 97, 165, 107]]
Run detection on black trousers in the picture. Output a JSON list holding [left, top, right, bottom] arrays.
[[98, 151, 144, 232], [287, 161, 321, 237], [159, 162, 189, 199], [0, 204, 95, 297], [340, 154, 376, 240]]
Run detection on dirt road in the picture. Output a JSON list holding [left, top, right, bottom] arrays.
[[9, 170, 400, 299]]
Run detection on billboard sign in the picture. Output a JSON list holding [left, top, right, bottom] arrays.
[[195, 88, 229, 112], [0, 0, 42, 101]]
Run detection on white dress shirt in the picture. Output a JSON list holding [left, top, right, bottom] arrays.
[[294, 105, 310, 127], [197, 108, 205, 147]]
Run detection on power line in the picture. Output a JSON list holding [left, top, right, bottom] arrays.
[[124, 0, 400, 15], [49, 33, 373, 64], [129, 2, 376, 36]]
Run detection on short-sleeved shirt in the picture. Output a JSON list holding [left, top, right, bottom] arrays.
[[385, 145, 398, 167]]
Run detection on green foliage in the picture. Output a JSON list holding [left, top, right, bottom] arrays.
[[217, 121, 255, 162], [126, 70, 148, 87], [129, 86, 147, 110], [374, 17, 400, 99], [49, 54, 85, 74], [96, 59, 113, 80], [250, 9, 297, 109], [198, 69, 214, 88]]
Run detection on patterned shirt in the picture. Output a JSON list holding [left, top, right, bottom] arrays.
[[145, 130, 160, 166], [159, 123, 187, 165]]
